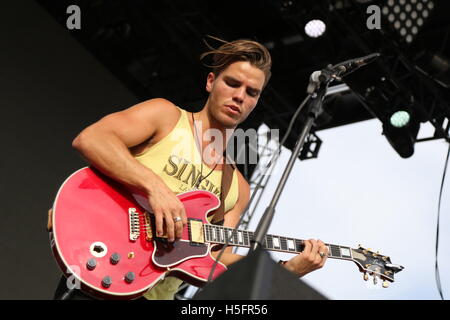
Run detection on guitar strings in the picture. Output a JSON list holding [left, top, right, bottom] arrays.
[[133, 214, 331, 255], [133, 210, 335, 257]]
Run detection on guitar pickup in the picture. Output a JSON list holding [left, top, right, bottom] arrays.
[[189, 219, 204, 245]]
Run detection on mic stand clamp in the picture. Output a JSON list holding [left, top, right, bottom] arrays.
[[307, 64, 344, 95]]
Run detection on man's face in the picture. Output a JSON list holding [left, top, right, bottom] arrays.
[[206, 61, 265, 128]]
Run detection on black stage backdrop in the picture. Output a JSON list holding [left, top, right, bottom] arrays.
[[0, 1, 138, 299]]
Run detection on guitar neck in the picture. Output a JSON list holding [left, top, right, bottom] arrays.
[[203, 224, 354, 260]]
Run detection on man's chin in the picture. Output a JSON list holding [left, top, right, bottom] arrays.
[[222, 115, 241, 129], [216, 111, 240, 128]]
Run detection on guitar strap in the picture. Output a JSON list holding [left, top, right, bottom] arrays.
[[211, 152, 236, 226]]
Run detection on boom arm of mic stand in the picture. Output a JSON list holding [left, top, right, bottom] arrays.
[[251, 83, 329, 251]]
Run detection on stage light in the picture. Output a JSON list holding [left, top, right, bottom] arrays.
[[382, 0, 435, 44], [390, 110, 410, 128], [383, 109, 420, 158], [304, 20, 326, 38]]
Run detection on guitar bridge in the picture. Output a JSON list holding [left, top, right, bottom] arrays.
[[129, 208, 140, 241], [129, 208, 153, 241], [143, 211, 153, 241]]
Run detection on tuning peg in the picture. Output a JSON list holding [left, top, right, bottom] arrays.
[[373, 276, 378, 285], [382, 281, 389, 288], [363, 273, 369, 281]]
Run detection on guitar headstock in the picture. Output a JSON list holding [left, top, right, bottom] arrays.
[[351, 245, 404, 288]]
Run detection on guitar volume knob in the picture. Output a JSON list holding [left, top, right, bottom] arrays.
[[110, 253, 121, 265], [86, 258, 97, 270], [125, 272, 135, 284], [102, 276, 112, 288]]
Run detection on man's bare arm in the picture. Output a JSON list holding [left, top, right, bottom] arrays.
[[70, 98, 188, 241], [72, 98, 175, 194]]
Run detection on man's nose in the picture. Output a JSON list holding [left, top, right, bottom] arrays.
[[233, 87, 245, 103]]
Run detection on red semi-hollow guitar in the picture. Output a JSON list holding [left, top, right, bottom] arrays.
[[50, 167, 403, 300]]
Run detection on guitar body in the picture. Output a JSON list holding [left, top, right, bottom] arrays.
[[50, 167, 227, 300]]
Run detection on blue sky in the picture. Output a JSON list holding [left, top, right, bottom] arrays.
[[239, 118, 449, 300]]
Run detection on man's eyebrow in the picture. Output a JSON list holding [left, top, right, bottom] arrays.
[[224, 75, 261, 94]]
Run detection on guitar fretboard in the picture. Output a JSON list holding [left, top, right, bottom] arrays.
[[203, 224, 353, 260]]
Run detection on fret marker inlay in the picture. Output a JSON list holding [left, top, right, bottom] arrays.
[[273, 237, 280, 248], [340, 248, 351, 258], [288, 240, 295, 250]]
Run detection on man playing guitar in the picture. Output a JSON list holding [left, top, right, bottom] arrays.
[[48, 37, 329, 300]]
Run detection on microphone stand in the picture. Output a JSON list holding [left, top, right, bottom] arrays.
[[251, 64, 337, 251], [244, 56, 378, 299], [250, 55, 379, 246], [250, 55, 381, 250], [193, 55, 379, 300], [241, 67, 337, 299]]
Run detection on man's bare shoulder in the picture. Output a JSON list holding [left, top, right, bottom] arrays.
[[78, 98, 182, 149], [124, 98, 181, 136], [131, 98, 180, 123]]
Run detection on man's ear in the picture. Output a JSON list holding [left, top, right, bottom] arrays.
[[206, 72, 215, 93]]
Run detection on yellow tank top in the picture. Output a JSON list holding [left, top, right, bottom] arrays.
[[134, 106, 239, 300]]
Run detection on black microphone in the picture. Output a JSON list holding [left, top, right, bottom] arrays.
[[330, 52, 380, 77], [307, 53, 380, 94]]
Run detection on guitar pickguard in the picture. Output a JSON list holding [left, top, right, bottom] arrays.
[[152, 238, 209, 267]]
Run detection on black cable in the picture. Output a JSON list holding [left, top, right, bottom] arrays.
[[435, 141, 450, 300]]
